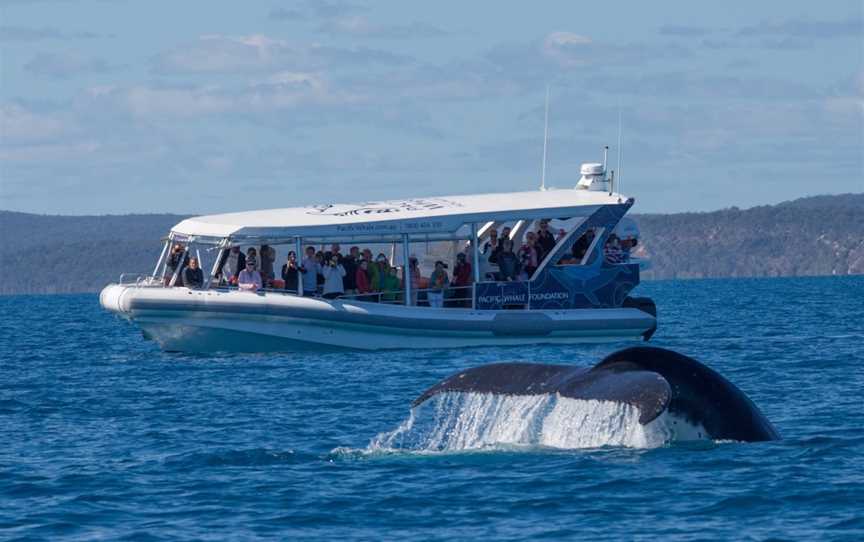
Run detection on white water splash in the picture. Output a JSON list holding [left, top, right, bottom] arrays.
[[368, 392, 707, 452]]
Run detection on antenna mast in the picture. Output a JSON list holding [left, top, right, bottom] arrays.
[[616, 105, 623, 194], [540, 85, 550, 191]]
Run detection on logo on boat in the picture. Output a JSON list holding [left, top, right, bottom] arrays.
[[306, 198, 462, 217]]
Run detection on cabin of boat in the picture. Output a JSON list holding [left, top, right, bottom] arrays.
[[100, 164, 656, 352]]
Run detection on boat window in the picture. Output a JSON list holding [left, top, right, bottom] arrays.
[[557, 228, 598, 266]]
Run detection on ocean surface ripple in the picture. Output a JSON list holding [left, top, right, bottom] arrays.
[[1, 276, 862, 540]]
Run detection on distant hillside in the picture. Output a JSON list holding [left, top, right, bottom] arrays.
[[1, 194, 862, 295], [0, 212, 187, 295], [636, 194, 864, 279]]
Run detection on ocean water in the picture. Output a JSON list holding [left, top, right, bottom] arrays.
[[1, 276, 863, 541]]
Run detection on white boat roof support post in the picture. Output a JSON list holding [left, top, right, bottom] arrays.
[[471, 222, 480, 309], [402, 233, 411, 306], [295, 236, 303, 297], [205, 244, 227, 289], [151, 239, 170, 280], [170, 189, 629, 245]]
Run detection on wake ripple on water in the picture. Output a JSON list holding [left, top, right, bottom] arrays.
[[361, 392, 708, 454]]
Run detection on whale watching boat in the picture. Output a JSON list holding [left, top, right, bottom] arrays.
[[100, 158, 656, 352]]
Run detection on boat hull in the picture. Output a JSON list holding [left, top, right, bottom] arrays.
[[99, 284, 657, 353]]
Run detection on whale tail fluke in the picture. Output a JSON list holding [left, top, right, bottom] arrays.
[[413, 346, 779, 443]]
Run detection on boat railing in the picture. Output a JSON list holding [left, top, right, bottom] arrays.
[[119, 273, 161, 287], [201, 282, 477, 307], [338, 285, 475, 307]]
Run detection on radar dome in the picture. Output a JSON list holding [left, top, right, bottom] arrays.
[[576, 162, 607, 191]]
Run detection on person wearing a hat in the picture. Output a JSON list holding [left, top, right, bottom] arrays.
[[427, 261, 450, 308], [238, 260, 263, 292]]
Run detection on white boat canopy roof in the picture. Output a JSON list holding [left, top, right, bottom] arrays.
[[171, 188, 630, 244]]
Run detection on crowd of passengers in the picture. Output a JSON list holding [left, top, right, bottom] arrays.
[[163, 218, 636, 305]]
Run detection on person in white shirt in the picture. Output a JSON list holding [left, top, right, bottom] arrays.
[[237, 261, 263, 292], [300, 246, 320, 296], [320, 253, 347, 299]]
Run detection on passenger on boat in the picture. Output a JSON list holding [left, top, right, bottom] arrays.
[[165, 243, 189, 286], [321, 253, 346, 299], [483, 228, 499, 255], [301, 247, 320, 296], [259, 245, 276, 284], [381, 267, 401, 303], [557, 228, 567, 242], [370, 253, 388, 292], [182, 257, 204, 289], [315, 251, 325, 293], [518, 232, 539, 279], [329, 245, 344, 291], [604, 234, 624, 264], [246, 247, 258, 271], [498, 239, 521, 281], [451, 252, 473, 307], [341, 246, 359, 294], [557, 239, 583, 264], [355, 259, 373, 300], [536, 219, 556, 260], [217, 246, 245, 284], [557, 253, 578, 265], [428, 261, 450, 308], [482, 229, 501, 281], [238, 261, 262, 292], [571, 229, 596, 261], [281, 251, 300, 293], [407, 256, 421, 305], [621, 237, 637, 262]]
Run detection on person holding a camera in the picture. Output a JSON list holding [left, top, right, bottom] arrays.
[[321, 252, 347, 300]]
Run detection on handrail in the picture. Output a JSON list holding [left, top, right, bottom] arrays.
[[190, 283, 478, 307], [118, 272, 158, 286]]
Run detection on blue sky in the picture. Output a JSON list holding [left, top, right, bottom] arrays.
[[0, 0, 861, 215]]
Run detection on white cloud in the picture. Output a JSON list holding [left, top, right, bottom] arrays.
[[24, 51, 117, 78], [824, 72, 864, 118], [542, 32, 593, 66], [86, 72, 359, 119], [318, 16, 445, 39], [0, 25, 103, 41], [268, 0, 365, 22], [124, 86, 233, 117], [152, 34, 407, 75], [0, 141, 100, 162], [737, 16, 863, 39], [0, 103, 68, 142], [154, 34, 289, 74]]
